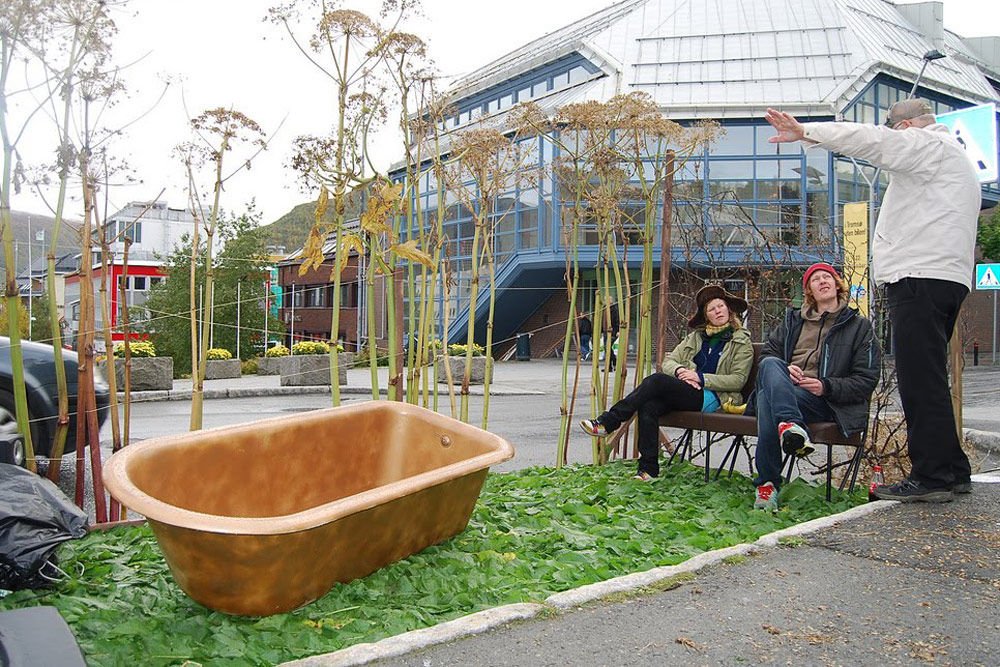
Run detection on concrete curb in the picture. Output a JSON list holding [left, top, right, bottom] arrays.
[[545, 543, 759, 609], [279, 603, 545, 667], [278, 499, 901, 667], [965, 428, 1000, 454], [119, 384, 544, 403], [754, 499, 895, 546]]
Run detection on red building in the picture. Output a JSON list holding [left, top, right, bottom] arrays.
[[63, 261, 165, 348]]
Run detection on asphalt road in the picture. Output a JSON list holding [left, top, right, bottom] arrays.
[[55, 358, 1000, 519]]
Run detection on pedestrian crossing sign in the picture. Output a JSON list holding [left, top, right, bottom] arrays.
[[936, 104, 999, 184], [976, 263, 1000, 290]]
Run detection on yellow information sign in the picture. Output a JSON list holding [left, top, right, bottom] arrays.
[[842, 202, 869, 317]]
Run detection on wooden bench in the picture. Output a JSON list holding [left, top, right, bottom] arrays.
[[659, 343, 866, 500]]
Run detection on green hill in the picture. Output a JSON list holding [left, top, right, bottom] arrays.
[[261, 191, 366, 255]]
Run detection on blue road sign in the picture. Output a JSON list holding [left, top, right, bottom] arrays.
[[937, 104, 999, 184], [976, 263, 1000, 290]]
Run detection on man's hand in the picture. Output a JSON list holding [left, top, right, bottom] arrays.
[[787, 364, 805, 384], [798, 377, 825, 396], [764, 108, 805, 143]]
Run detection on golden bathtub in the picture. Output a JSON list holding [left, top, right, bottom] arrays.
[[103, 400, 515, 616]]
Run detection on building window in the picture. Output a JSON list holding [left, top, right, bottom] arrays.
[[304, 286, 325, 308], [105, 220, 142, 244]]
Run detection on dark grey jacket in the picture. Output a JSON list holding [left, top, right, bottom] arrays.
[[761, 306, 880, 436]]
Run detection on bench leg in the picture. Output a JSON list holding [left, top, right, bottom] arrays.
[[667, 429, 693, 467], [826, 445, 833, 502], [714, 434, 744, 480], [839, 445, 865, 494], [782, 452, 795, 484], [703, 432, 712, 482]]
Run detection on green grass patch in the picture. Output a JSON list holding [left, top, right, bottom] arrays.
[[0, 461, 864, 666]]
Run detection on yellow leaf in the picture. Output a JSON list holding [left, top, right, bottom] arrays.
[[298, 225, 328, 275], [360, 180, 402, 236], [390, 239, 434, 269], [334, 233, 365, 276], [315, 186, 329, 223]]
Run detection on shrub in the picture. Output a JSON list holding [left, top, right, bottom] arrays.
[[206, 348, 233, 361], [447, 343, 484, 357], [241, 358, 259, 375], [265, 344, 290, 358], [292, 341, 330, 356], [113, 341, 156, 358]]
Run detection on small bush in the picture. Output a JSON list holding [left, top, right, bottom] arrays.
[[113, 341, 156, 358], [447, 343, 484, 357], [206, 348, 233, 361], [265, 344, 290, 358], [292, 341, 330, 356], [241, 358, 259, 375]]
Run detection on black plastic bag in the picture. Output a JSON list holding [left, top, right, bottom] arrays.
[[0, 464, 88, 591]]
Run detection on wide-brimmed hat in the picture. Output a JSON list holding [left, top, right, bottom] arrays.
[[688, 284, 748, 328]]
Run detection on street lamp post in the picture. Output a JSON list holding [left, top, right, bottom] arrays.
[[908, 49, 946, 99]]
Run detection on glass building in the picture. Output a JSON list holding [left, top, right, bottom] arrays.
[[399, 0, 999, 349]]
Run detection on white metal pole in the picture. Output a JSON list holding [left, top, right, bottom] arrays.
[[291, 281, 296, 343], [209, 286, 215, 349], [236, 280, 241, 358], [263, 280, 269, 350], [26, 217, 32, 340], [198, 286, 203, 351]]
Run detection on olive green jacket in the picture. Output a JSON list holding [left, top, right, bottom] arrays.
[[660, 327, 754, 406]]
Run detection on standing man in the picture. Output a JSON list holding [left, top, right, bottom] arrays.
[[578, 313, 593, 361], [752, 263, 879, 510], [765, 99, 981, 502]]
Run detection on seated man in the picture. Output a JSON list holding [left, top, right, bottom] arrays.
[[752, 263, 880, 510]]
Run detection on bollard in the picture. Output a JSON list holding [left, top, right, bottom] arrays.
[[973, 340, 979, 366]]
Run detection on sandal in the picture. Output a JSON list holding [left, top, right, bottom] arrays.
[[632, 471, 655, 482]]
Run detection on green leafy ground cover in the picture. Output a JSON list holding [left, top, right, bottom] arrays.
[[0, 462, 864, 666]]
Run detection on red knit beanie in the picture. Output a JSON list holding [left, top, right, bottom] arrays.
[[802, 262, 841, 289]]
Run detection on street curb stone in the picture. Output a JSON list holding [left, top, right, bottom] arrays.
[[277, 499, 901, 667], [279, 603, 545, 667], [118, 384, 544, 403], [545, 543, 758, 609], [965, 428, 1000, 454]]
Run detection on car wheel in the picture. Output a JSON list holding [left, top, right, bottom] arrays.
[[0, 389, 42, 465], [0, 434, 25, 467]]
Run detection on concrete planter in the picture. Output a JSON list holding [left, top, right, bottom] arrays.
[[256, 357, 284, 376], [106, 357, 174, 392], [436, 355, 489, 384], [279, 354, 350, 387], [205, 359, 241, 380]]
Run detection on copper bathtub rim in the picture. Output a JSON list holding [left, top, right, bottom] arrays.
[[103, 402, 515, 536]]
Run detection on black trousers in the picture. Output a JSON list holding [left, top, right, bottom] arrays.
[[600, 373, 702, 477], [887, 278, 970, 488]]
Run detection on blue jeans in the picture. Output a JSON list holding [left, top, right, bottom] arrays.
[[579, 334, 592, 359], [753, 357, 835, 489]]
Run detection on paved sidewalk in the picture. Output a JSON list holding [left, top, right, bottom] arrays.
[[287, 479, 1000, 666]]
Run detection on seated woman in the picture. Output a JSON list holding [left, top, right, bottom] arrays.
[[580, 284, 753, 481]]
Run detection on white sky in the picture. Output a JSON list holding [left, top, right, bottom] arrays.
[[8, 0, 1000, 225]]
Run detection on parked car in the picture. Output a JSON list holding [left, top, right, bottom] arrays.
[[0, 337, 110, 467]]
